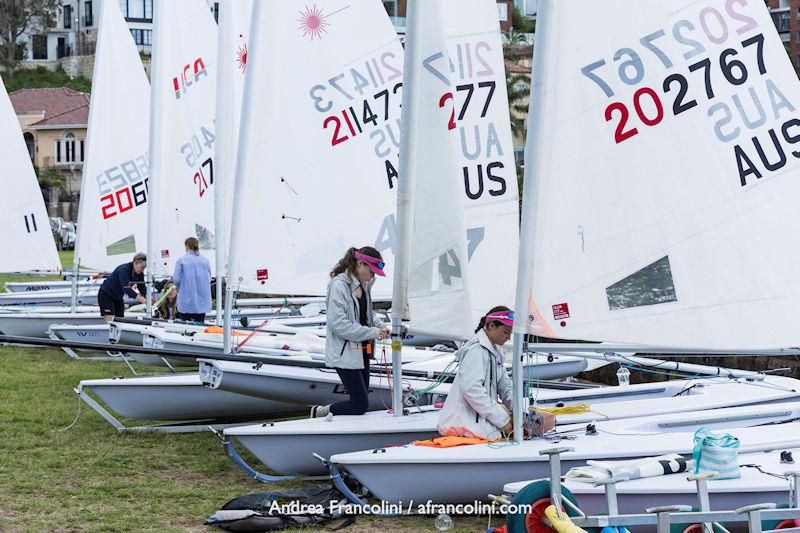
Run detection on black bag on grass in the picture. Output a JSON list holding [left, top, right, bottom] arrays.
[[205, 485, 355, 531]]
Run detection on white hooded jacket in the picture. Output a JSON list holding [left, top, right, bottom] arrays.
[[325, 272, 386, 370], [437, 329, 514, 440]]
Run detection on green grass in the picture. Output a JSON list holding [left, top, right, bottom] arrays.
[[0, 255, 492, 531], [0, 348, 488, 531]]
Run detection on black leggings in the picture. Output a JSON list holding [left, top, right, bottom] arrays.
[[330, 362, 371, 415]]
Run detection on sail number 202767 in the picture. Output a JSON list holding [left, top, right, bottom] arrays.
[[580, 0, 765, 144]]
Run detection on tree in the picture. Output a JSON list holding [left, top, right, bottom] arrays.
[[502, 30, 530, 139], [0, 0, 59, 72], [511, 5, 536, 34]]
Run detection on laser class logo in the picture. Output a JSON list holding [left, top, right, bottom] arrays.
[[236, 35, 247, 72], [172, 57, 209, 100], [297, 4, 351, 41]]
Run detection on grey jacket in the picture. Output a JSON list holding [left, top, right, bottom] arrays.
[[325, 272, 386, 370], [437, 329, 514, 440]]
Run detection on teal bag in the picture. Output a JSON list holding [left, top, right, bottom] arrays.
[[692, 427, 741, 479]]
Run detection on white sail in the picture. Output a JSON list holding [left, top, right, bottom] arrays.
[[403, 1, 473, 339], [214, 0, 252, 280], [76, 0, 150, 271], [523, 0, 800, 348], [0, 77, 61, 272], [432, 0, 520, 331], [149, 0, 218, 277], [228, 0, 402, 297]]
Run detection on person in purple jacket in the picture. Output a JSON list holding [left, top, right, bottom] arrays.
[[172, 237, 212, 322]]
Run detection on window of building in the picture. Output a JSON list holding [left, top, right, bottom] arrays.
[[63, 4, 73, 28], [23, 133, 35, 161], [129, 28, 152, 46], [121, 0, 152, 21], [55, 133, 84, 164], [32, 35, 47, 60], [84, 1, 93, 27], [514, 146, 525, 166]]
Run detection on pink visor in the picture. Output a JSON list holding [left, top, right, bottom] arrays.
[[354, 251, 386, 277], [485, 310, 514, 327]]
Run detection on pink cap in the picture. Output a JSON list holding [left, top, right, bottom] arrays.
[[354, 251, 386, 277]]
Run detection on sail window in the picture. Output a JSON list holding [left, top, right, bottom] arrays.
[[606, 256, 676, 310], [409, 248, 465, 298]]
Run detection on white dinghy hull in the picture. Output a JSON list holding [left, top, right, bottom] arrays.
[[331, 406, 800, 504], [224, 377, 800, 477], [504, 447, 799, 518]]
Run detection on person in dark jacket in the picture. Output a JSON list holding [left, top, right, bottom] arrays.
[[98, 252, 150, 322]]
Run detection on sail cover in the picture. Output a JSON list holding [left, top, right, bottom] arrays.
[[524, 0, 800, 348]]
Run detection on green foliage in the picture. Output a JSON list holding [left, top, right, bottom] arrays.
[[3, 65, 91, 93], [0, 0, 60, 71], [511, 5, 536, 33], [37, 165, 64, 189]]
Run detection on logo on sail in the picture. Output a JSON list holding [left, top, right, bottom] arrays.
[[297, 4, 351, 41], [552, 303, 570, 321], [236, 35, 247, 73], [172, 57, 209, 100], [256, 269, 269, 284]]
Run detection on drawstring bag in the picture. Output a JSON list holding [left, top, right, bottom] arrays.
[[692, 427, 740, 479]]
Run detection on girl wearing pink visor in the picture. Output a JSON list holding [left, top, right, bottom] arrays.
[[436, 306, 555, 440], [311, 246, 391, 418]]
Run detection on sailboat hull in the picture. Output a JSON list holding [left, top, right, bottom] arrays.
[[79, 373, 306, 420], [225, 376, 800, 478], [0, 312, 106, 337], [199, 360, 450, 409], [504, 447, 797, 520], [332, 415, 800, 504]]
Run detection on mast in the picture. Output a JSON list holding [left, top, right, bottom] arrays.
[[510, 0, 553, 442], [223, 0, 260, 354], [213, 0, 230, 323], [146, 0, 165, 317], [389, 0, 423, 415]]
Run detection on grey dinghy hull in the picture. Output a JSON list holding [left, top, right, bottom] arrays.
[[199, 360, 450, 408], [79, 373, 306, 421], [331, 413, 800, 504], [223, 376, 800, 477], [4, 280, 101, 293], [0, 310, 108, 337], [48, 324, 111, 354], [110, 313, 327, 349]]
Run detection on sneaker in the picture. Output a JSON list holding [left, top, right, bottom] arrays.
[[310, 404, 330, 418]]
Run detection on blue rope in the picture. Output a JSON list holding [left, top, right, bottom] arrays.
[[222, 437, 301, 483], [320, 457, 401, 516]]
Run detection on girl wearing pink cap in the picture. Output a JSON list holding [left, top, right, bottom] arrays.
[[311, 246, 391, 418], [437, 306, 555, 440]]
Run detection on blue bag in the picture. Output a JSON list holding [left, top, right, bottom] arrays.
[[692, 427, 740, 479]]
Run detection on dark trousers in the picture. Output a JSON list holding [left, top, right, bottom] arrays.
[[179, 312, 206, 322], [330, 362, 371, 415]]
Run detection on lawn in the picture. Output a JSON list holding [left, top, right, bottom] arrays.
[[0, 260, 491, 532]]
